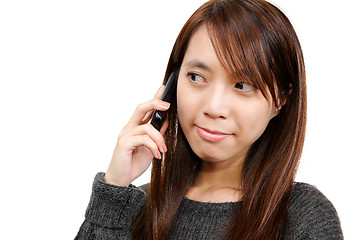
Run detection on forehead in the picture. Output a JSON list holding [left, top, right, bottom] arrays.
[[183, 26, 219, 64], [181, 26, 227, 77]]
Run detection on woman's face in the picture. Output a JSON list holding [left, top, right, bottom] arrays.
[[177, 26, 278, 165]]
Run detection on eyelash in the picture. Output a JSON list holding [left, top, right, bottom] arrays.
[[186, 72, 254, 92], [234, 82, 254, 92], [187, 72, 205, 83]]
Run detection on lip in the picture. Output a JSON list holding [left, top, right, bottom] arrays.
[[195, 125, 232, 142]]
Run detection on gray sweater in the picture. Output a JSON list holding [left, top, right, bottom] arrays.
[[75, 173, 343, 239]]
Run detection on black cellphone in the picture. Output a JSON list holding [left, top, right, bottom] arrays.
[[150, 70, 179, 131]]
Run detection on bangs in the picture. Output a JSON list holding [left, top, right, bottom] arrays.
[[203, 1, 280, 103]]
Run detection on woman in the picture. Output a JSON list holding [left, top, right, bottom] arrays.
[[75, 0, 343, 239]]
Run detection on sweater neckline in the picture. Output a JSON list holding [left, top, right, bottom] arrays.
[[179, 197, 239, 215], [182, 196, 240, 206]]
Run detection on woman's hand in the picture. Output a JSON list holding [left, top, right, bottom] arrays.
[[104, 86, 170, 186]]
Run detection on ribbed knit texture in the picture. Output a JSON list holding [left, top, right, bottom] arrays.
[[75, 173, 343, 239]]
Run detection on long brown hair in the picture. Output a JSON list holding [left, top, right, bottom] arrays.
[[132, 0, 306, 239]]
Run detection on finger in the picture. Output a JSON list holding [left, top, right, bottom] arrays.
[[127, 135, 162, 159], [140, 109, 155, 125], [159, 120, 169, 153], [159, 120, 169, 136], [140, 85, 166, 124], [154, 85, 165, 100], [127, 99, 170, 128], [130, 124, 167, 153]]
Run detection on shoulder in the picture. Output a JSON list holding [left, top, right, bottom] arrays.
[[138, 183, 149, 193], [289, 182, 331, 207], [287, 182, 343, 239]]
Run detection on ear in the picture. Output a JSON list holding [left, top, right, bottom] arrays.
[[271, 83, 293, 118], [271, 104, 281, 119]]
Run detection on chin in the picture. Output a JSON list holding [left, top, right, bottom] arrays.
[[190, 139, 249, 165], [192, 145, 229, 162]]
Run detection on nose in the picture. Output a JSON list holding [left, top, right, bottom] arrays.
[[203, 85, 229, 120]]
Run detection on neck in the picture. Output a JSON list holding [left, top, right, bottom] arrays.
[[185, 158, 243, 203], [195, 159, 242, 190]]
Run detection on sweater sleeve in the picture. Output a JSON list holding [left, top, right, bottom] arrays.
[[287, 183, 343, 240], [75, 172, 147, 240]]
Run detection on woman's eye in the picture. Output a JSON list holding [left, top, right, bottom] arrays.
[[187, 72, 205, 83], [235, 82, 254, 91]]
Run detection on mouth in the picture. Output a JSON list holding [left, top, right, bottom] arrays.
[[195, 125, 233, 142]]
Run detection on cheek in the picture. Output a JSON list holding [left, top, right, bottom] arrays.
[[177, 82, 197, 129], [234, 100, 273, 142]]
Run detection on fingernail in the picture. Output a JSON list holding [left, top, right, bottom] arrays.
[[160, 101, 170, 108]]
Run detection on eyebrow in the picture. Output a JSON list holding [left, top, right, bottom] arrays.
[[182, 60, 212, 72]]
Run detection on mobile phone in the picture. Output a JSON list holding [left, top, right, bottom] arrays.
[[150, 70, 179, 131]]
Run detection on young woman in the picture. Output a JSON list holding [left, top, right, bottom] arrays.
[[75, 0, 343, 239]]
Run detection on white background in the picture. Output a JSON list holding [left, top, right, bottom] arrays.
[[0, 0, 359, 239]]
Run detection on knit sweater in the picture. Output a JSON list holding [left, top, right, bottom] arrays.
[[75, 172, 343, 239]]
